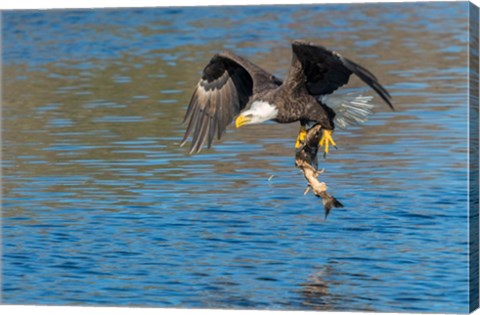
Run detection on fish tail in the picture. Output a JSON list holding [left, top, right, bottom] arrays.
[[321, 192, 344, 220]]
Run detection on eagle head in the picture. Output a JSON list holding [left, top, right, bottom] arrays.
[[235, 101, 279, 128]]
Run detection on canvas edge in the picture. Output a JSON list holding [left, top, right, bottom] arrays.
[[469, 1, 480, 313], [0, 9, 4, 306]]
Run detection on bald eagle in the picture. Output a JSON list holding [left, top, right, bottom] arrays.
[[181, 40, 393, 155]]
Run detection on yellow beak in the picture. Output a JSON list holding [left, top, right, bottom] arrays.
[[235, 115, 251, 128]]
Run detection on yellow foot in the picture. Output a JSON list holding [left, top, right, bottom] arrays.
[[295, 126, 307, 148], [319, 129, 337, 155]]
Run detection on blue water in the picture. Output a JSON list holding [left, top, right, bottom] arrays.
[[1, 2, 472, 312]]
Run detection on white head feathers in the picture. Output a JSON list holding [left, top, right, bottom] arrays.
[[239, 101, 279, 125]]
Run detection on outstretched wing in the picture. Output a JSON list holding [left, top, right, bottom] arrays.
[[290, 40, 393, 110], [181, 51, 280, 154]]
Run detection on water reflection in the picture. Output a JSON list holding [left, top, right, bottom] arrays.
[[2, 2, 471, 313], [300, 265, 337, 310], [300, 262, 377, 311]]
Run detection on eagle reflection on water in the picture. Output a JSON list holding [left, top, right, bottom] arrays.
[[300, 263, 376, 311]]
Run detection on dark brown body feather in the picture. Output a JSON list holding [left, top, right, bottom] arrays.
[[181, 40, 393, 154]]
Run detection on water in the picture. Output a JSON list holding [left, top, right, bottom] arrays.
[[1, 2, 472, 312]]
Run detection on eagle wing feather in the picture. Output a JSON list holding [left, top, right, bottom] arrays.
[[181, 51, 280, 154], [291, 40, 393, 110]]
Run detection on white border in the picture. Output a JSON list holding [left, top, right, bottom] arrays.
[[0, 0, 478, 10], [1, 305, 470, 315]]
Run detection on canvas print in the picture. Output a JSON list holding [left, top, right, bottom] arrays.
[[1, 1, 479, 313]]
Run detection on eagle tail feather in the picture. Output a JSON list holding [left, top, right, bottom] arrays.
[[320, 92, 377, 129]]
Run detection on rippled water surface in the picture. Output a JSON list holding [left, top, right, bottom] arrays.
[[2, 2, 473, 312]]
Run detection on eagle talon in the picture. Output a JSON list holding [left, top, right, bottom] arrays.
[[319, 129, 336, 156], [295, 126, 308, 149]]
